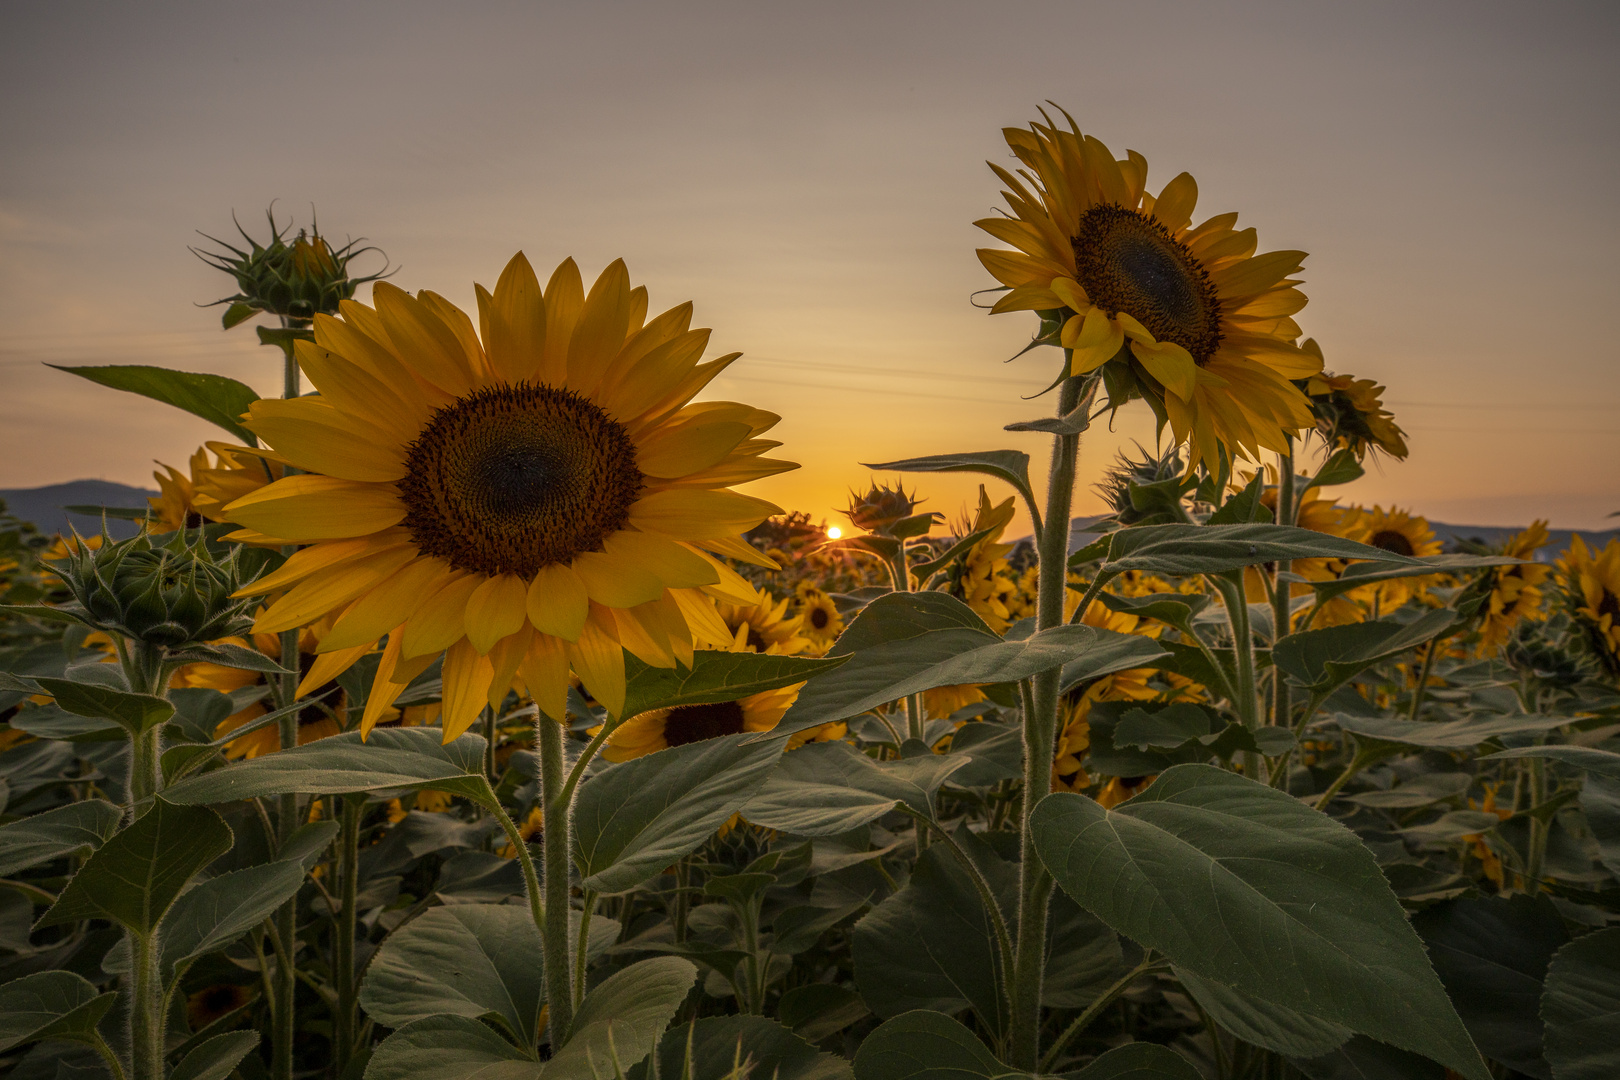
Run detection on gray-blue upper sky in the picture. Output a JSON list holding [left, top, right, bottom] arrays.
[[3, 0, 1617, 531]]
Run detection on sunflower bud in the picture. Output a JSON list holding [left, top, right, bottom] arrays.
[[193, 207, 391, 328], [844, 482, 921, 536], [1095, 444, 1189, 526], [49, 530, 258, 649]]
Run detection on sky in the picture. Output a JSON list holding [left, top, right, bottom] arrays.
[[3, 0, 1618, 537]]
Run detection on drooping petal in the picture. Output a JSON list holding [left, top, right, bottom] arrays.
[[465, 573, 530, 655], [400, 574, 481, 659], [320, 557, 458, 653], [526, 562, 589, 641], [440, 638, 495, 741], [568, 610, 626, 717], [517, 633, 570, 723]]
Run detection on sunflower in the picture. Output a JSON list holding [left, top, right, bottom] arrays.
[[1052, 698, 1092, 793], [1349, 505, 1442, 613], [225, 254, 794, 739], [717, 588, 810, 656], [1559, 535, 1620, 675], [1475, 521, 1552, 656], [977, 108, 1320, 469], [796, 588, 843, 652], [186, 983, 254, 1030], [947, 485, 1017, 634], [602, 674, 804, 762], [150, 444, 284, 534], [1306, 365, 1408, 460], [173, 619, 350, 758], [922, 683, 987, 721]]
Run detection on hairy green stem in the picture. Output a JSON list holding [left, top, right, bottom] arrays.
[[128, 929, 164, 1080], [333, 796, 363, 1075], [1271, 447, 1295, 730], [1407, 636, 1441, 723], [1039, 956, 1164, 1072], [1525, 757, 1548, 892], [538, 712, 575, 1042], [273, 624, 300, 1080], [1009, 370, 1087, 1071], [1314, 742, 1390, 810], [574, 889, 597, 1009]]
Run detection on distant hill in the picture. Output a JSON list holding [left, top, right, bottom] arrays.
[[0, 480, 157, 539]]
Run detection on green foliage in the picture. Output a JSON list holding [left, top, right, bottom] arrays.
[[50, 364, 261, 446]]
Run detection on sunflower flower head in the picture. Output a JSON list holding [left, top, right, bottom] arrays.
[[844, 481, 922, 536], [1306, 360, 1409, 461], [1347, 505, 1443, 613], [226, 253, 794, 740], [1469, 520, 1553, 657], [945, 485, 1017, 633], [795, 587, 844, 653], [1095, 443, 1190, 526], [1557, 535, 1620, 676], [977, 107, 1321, 471]]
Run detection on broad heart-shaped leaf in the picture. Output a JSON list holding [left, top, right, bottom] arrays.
[[51, 364, 260, 445], [854, 840, 1012, 1037], [364, 1014, 539, 1080], [163, 727, 491, 804], [1292, 1036, 1446, 1080], [1030, 766, 1489, 1080], [161, 859, 308, 983], [1335, 713, 1573, 751], [861, 450, 1036, 514], [0, 798, 122, 877], [1097, 590, 1211, 636], [170, 1030, 261, 1080], [1580, 773, 1620, 879], [574, 731, 783, 892], [546, 956, 698, 1074], [34, 676, 174, 735], [1412, 894, 1569, 1079], [1063, 1043, 1203, 1079], [1273, 609, 1456, 694], [38, 797, 232, 934], [1480, 745, 1620, 780], [850, 1010, 1005, 1080], [359, 904, 547, 1049], [651, 1016, 853, 1080], [0, 971, 118, 1053], [165, 643, 294, 675], [1175, 968, 1350, 1057], [1299, 554, 1523, 603], [742, 740, 970, 836], [1540, 927, 1620, 1080], [774, 592, 1164, 737], [1100, 523, 1428, 575], [620, 651, 846, 720]]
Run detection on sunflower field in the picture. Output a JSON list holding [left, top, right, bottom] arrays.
[[4, 109, 1620, 1080]]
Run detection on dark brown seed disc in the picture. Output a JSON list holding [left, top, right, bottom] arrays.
[[398, 383, 644, 577], [1369, 530, 1417, 557], [808, 605, 831, 631], [662, 700, 747, 746], [1072, 204, 1224, 364]]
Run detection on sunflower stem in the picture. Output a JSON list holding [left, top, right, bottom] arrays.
[[128, 927, 164, 1080], [1009, 369, 1086, 1072], [332, 795, 363, 1075], [272, 623, 300, 1080], [1271, 445, 1295, 731], [1525, 756, 1548, 893], [1407, 635, 1442, 723], [538, 711, 576, 1043]]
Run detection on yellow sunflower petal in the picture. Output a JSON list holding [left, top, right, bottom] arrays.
[[518, 633, 570, 723], [361, 629, 408, 738], [244, 399, 405, 483], [636, 420, 752, 479], [567, 259, 632, 397], [253, 545, 417, 634], [299, 641, 372, 698], [400, 575, 482, 659], [670, 586, 734, 649], [465, 573, 530, 655], [476, 252, 546, 384], [371, 282, 478, 397], [568, 611, 626, 717], [1152, 172, 1198, 233], [320, 557, 458, 653], [1068, 306, 1124, 374], [486, 624, 531, 709], [227, 476, 404, 541], [1131, 338, 1198, 403], [236, 533, 405, 598], [541, 258, 583, 386], [629, 489, 781, 539], [526, 563, 589, 641], [440, 638, 495, 742]]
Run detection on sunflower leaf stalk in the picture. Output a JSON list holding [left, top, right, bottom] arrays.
[[1009, 368, 1089, 1070], [538, 711, 576, 1044]]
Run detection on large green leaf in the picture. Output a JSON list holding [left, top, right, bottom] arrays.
[[861, 451, 1036, 515], [776, 592, 1163, 736], [621, 651, 846, 720], [38, 798, 232, 934], [363, 1014, 538, 1080], [52, 364, 260, 445], [161, 860, 309, 983], [163, 727, 491, 804], [1300, 554, 1522, 603], [34, 676, 174, 735], [1100, 523, 1427, 575], [850, 1010, 1004, 1080], [1541, 928, 1620, 1080], [1177, 968, 1349, 1057], [0, 971, 118, 1054], [1412, 894, 1569, 1079], [1480, 745, 1620, 780], [0, 799, 122, 877], [545, 956, 697, 1074], [1292, 1036, 1445, 1080], [170, 1031, 261, 1080], [741, 740, 968, 836], [359, 904, 547, 1049], [653, 1016, 852, 1080], [1273, 610, 1456, 694], [854, 841, 1012, 1036], [1580, 773, 1620, 879], [1335, 713, 1573, 750], [1029, 766, 1488, 1080], [574, 731, 783, 892]]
